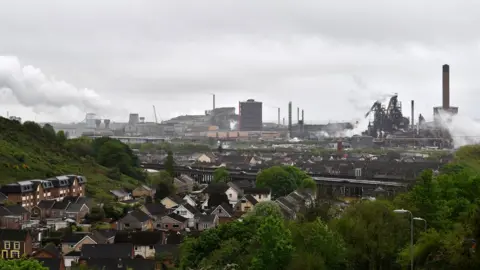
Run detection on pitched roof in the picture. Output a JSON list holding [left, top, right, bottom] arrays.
[[38, 200, 56, 209], [93, 229, 117, 240], [0, 192, 7, 203], [181, 203, 200, 215], [143, 203, 167, 216], [81, 243, 133, 259], [51, 201, 70, 210], [0, 229, 29, 241], [276, 197, 296, 211], [120, 210, 151, 224], [163, 195, 184, 204], [62, 232, 89, 243], [38, 243, 61, 258], [3, 205, 28, 215], [212, 203, 234, 216], [197, 214, 217, 223], [243, 187, 271, 195], [66, 203, 87, 213], [244, 194, 258, 205], [114, 231, 164, 246], [165, 213, 187, 223], [203, 183, 229, 194]]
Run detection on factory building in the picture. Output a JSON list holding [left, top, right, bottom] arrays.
[[239, 99, 263, 131]]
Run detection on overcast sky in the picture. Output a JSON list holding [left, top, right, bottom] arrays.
[[1, 0, 480, 124]]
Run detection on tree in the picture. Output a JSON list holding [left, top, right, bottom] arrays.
[[213, 167, 230, 183], [249, 201, 284, 219], [41, 123, 56, 141], [164, 151, 175, 177], [208, 192, 230, 208], [289, 218, 347, 270], [148, 171, 173, 186], [250, 215, 294, 270], [155, 180, 176, 201], [56, 130, 67, 144], [331, 200, 409, 269], [0, 259, 48, 270], [299, 177, 316, 191], [256, 166, 297, 198], [103, 202, 124, 220], [87, 206, 105, 223]]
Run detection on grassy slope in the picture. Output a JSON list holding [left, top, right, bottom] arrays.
[[0, 117, 138, 200]]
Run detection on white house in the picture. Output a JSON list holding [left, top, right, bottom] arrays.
[[226, 182, 243, 207], [173, 203, 199, 228], [183, 195, 197, 207]]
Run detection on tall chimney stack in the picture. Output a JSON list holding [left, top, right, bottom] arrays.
[[411, 100, 414, 129], [283, 117, 285, 126], [443, 64, 450, 109], [297, 107, 299, 123], [277, 108, 280, 126], [288, 102, 292, 138], [213, 94, 216, 110], [301, 109, 304, 122]]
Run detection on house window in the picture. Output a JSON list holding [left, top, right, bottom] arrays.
[[203, 224, 208, 229], [164, 224, 168, 228], [135, 246, 138, 250], [11, 251, 19, 258], [149, 245, 154, 249], [173, 224, 179, 228], [4, 241, 10, 249], [228, 194, 232, 198], [124, 223, 130, 228], [218, 208, 222, 213], [1, 250, 7, 259], [179, 211, 187, 216], [258, 194, 262, 199], [245, 206, 251, 211], [13, 242, 20, 250]]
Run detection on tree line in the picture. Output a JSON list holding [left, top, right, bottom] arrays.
[[178, 145, 480, 269]]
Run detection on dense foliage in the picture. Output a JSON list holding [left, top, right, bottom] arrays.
[[179, 145, 480, 269], [213, 167, 230, 183], [0, 117, 141, 200], [256, 165, 316, 198], [0, 259, 48, 270]]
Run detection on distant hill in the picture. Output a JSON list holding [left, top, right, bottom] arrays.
[[0, 117, 139, 200]]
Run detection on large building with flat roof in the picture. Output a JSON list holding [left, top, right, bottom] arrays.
[[239, 99, 262, 131]]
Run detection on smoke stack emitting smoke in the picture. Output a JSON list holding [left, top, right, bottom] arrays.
[[0, 56, 117, 120]]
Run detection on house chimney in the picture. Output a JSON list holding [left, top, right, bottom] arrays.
[[443, 64, 450, 109]]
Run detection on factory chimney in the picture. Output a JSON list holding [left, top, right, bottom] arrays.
[[411, 100, 414, 129], [95, 119, 101, 129], [443, 64, 450, 109], [301, 109, 304, 122], [277, 108, 280, 126], [297, 107, 299, 123], [288, 102, 292, 138], [104, 119, 110, 129], [213, 94, 216, 110], [283, 117, 285, 126]]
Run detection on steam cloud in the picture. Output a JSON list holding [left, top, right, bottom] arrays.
[[0, 56, 113, 119], [436, 111, 480, 148]]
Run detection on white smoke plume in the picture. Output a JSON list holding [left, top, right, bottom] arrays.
[[229, 120, 238, 130], [0, 56, 115, 119], [436, 110, 480, 148]]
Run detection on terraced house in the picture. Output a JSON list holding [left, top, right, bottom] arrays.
[[0, 175, 87, 208]]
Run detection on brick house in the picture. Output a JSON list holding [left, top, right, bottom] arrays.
[[0, 181, 35, 208], [0, 205, 30, 229], [0, 229, 33, 259], [158, 213, 187, 231]]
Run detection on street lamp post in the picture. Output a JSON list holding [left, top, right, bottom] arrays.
[[394, 209, 414, 270], [413, 217, 427, 232]]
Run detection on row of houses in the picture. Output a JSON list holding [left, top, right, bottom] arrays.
[[0, 175, 87, 208]]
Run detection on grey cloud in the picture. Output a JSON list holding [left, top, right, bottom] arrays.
[[1, 0, 480, 124]]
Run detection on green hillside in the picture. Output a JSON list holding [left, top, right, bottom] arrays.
[[0, 117, 141, 200]]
